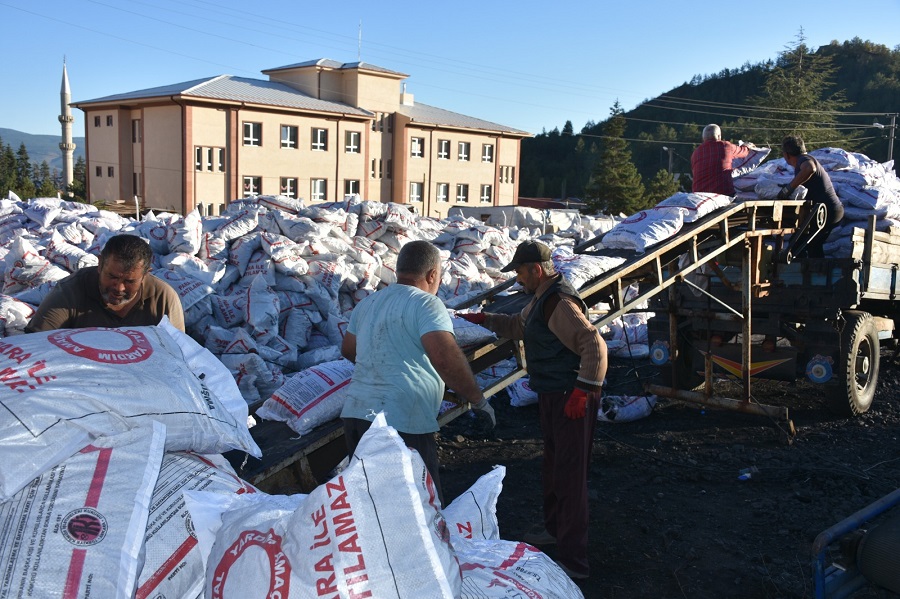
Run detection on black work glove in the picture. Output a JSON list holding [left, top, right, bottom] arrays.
[[777, 184, 793, 200]]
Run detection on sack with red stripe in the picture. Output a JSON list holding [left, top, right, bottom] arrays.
[[0, 423, 165, 599], [255, 358, 354, 436], [135, 452, 257, 599]]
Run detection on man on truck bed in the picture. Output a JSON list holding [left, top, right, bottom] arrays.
[[339, 240, 492, 507], [778, 135, 845, 258], [459, 240, 607, 581], [691, 123, 755, 195], [25, 234, 185, 333]]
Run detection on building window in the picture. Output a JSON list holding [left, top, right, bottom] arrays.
[[501, 165, 516, 184], [310, 178, 327, 202], [95, 166, 102, 177], [243, 176, 261, 196], [281, 125, 298, 149], [216, 148, 225, 172], [195, 147, 202, 171], [410, 137, 424, 158], [206, 148, 213, 172], [94, 116, 101, 127], [243, 122, 262, 146], [108, 166, 114, 177], [311, 128, 328, 151], [436, 183, 449, 203], [133, 172, 141, 197], [480, 184, 492, 203], [132, 119, 142, 143], [456, 183, 469, 203], [106, 115, 113, 126], [386, 114, 393, 133], [280, 177, 297, 198], [458, 142, 470, 161], [345, 179, 360, 196], [371, 159, 377, 179], [345, 131, 360, 153], [437, 140, 450, 160], [371, 114, 379, 132], [385, 159, 392, 179], [510, 166, 516, 184], [482, 144, 494, 163], [409, 182, 423, 202]]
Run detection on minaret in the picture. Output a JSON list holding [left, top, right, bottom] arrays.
[[59, 59, 76, 192]]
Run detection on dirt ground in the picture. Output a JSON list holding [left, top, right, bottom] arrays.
[[438, 354, 900, 599]]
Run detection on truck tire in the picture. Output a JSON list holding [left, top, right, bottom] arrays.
[[826, 311, 879, 417]]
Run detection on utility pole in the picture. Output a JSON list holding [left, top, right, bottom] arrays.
[[888, 113, 896, 163], [662, 146, 674, 175]]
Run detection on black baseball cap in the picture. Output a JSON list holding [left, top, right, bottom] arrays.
[[501, 241, 552, 272]]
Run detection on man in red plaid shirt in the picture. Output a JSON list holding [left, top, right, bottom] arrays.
[[690, 123, 752, 195]]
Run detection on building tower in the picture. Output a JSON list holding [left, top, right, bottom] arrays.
[[59, 59, 76, 192]]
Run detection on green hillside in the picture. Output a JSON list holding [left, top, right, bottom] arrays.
[[520, 37, 900, 202], [0, 127, 85, 173]]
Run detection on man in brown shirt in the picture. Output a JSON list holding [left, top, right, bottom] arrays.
[[459, 240, 607, 580], [25, 234, 185, 333]]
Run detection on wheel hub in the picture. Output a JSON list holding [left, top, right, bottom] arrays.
[[856, 354, 870, 377]]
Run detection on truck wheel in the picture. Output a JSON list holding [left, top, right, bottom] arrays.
[[826, 311, 879, 416]]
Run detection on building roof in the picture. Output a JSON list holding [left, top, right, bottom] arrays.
[[73, 63, 529, 134], [73, 75, 373, 117], [398, 101, 530, 136], [263, 58, 407, 78]]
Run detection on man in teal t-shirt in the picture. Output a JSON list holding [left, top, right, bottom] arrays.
[[340, 240, 493, 505]]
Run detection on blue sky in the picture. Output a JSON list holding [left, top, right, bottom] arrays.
[[2, 0, 898, 138]]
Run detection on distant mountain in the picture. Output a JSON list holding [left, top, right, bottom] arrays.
[[0, 128, 85, 173]]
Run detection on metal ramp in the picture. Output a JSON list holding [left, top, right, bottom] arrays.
[[451, 199, 808, 431]]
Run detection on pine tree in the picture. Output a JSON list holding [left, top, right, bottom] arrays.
[[36, 161, 57, 197], [14, 143, 36, 199], [69, 155, 87, 202], [645, 169, 680, 205], [749, 29, 853, 148], [0, 138, 15, 196], [585, 102, 646, 215]]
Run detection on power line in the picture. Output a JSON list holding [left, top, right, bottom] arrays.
[[638, 101, 885, 129], [656, 94, 892, 118]]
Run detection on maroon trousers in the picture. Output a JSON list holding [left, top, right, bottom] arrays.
[[538, 390, 599, 576]]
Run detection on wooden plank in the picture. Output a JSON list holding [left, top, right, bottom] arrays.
[[851, 235, 900, 264]]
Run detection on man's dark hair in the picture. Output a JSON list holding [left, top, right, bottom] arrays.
[[396, 240, 441, 277], [99, 234, 153, 273], [782, 135, 807, 157]]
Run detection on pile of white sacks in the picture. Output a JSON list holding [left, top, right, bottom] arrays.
[[601, 147, 900, 258], [0, 322, 584, 598], [0, 192, 644, 409]]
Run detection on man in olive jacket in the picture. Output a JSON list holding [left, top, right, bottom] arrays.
[[26, 234, 184, 333], [459, 240, 607, 580]]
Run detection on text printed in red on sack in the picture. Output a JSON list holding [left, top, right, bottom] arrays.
[[0, 341, 55, 393], [310, 475, 371, 598]]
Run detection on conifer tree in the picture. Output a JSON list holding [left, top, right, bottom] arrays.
[[585, 102, 646, 215], [69, 156, 87, 202], [644, 169, 680, 205], [0, 138, 15, 196], [748, 30, 852, 148], [36, 161, 57, 197], [15, 143, 36, 199]]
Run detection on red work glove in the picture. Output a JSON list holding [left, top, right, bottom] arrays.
[[564, 388, 589, 419], [459, 312, 487, 325]]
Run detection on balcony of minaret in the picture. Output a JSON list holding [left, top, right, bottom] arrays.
[[59, 142, 76, 151], [59, 115, 74, 123]]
